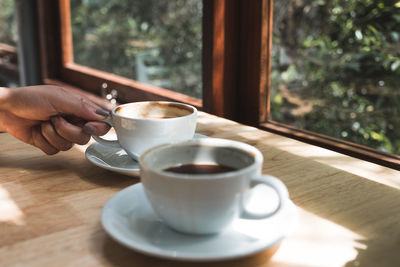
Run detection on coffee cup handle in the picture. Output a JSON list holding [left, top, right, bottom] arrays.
[[241, 175, 289, 219], [92, 116, 120, 148]]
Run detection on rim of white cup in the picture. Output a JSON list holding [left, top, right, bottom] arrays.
[[111, 101, 197, 121], [139, 138, 263, 180]]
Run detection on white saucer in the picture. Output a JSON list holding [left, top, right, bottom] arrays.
[[85, 133, 207, 177], [85, 141, 140, 176], [101, 183, 298, 262]]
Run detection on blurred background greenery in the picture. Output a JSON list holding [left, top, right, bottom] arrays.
[[0, 0, 398, 155], [270, 0, 400, 155], [0, 0, 17, 45], [70, 0, 203, 99]]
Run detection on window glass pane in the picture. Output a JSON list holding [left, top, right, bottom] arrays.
[[0, 0, 17, 46], [270, 0, 400, 155], [70, 0, 202, 99]]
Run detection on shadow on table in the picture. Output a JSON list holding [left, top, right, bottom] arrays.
[[344, 239, 400, 267], [0, 146, 135, 189]]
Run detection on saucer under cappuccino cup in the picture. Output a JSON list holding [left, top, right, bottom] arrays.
[[93, 101, 197, 160], [139, 138, 290, 235]]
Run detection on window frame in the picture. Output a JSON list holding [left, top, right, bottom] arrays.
[[36, 0, 400, 170]]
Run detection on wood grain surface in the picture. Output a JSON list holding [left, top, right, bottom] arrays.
[[0, 112, 399, 267]]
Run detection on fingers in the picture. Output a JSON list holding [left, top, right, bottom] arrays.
[[5, 85, 113, 123], [51, 87, 112, 121], [41, 121, 73, 151], [32, 115, 97, 155], [92, 97, 116, 111], [31, 125, 59, 155], [50, 116, 91, 145], [31, 116, 94, 155], [83, 121, 111, 136], [0, 111, 60, 155]]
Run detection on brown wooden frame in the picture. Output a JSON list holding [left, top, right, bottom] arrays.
[[203, 0, 270, 124], [36, 0, 399, 170], [262, 121, 400, 170]]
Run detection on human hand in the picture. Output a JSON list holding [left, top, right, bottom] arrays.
[[0, 85, 115, 154]]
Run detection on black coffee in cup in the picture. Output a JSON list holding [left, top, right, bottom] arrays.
[[164, 164, 236, 174]]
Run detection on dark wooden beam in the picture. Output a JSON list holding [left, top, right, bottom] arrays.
[[202, 0, 239, 120]]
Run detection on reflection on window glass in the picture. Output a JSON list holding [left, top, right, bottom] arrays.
[[0, 0, 17, 45], [70, 0, 202, 98], [270, 0, 400, 155]]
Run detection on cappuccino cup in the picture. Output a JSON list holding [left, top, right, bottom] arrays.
[[139, 138, 290, 235], [93, 101, 197, 160]]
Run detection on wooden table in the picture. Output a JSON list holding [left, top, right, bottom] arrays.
[[1, 112, 399, 267]]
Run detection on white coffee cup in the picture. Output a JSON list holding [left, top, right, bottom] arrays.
[[93, 101, 197, 161], [139, 138, 290, 235]]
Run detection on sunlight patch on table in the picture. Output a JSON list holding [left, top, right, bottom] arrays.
[[0, 185, 25, 225], [271, 207, 365, 267]]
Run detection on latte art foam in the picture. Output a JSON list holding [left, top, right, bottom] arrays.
[[116, 102, 193, 119]]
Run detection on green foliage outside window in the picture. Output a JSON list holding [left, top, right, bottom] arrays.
[[271, 0, 400, 155], [70, 0, 202, 98], [0, 0, 17, 45]]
